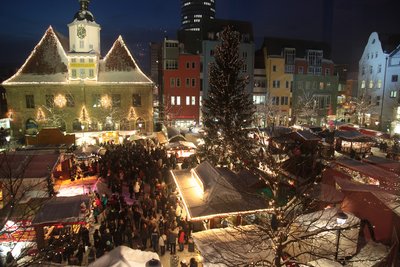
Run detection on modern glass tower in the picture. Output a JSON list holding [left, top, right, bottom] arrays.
[[181, 0, 216, 31]]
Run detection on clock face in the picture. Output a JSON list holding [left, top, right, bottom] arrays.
[[77, 25, 86, 39]]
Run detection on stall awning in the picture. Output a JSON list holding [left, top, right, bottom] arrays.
[[335, 158, 400, 192], [362, 155, 400, 174], [171, 161, 269, 221], [32, 195, 89, 226]]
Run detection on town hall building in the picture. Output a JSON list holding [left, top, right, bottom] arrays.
[[2, 0, 154, 137]]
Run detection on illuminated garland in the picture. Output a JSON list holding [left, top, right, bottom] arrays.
[[36, 107, 46, 122], [79, 106, 90, 124]]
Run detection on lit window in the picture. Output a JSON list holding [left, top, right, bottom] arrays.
[[191, 96, 196, 105], [377, 80, 382, 88], [186, 96, 190, 105], [390, 91, 398, 98], [320, 82, 324, 89], [369, 80, 374, 89], [177, 96, 181, 105], [361, 80, 366, 89], [171, 96, 175, 106]]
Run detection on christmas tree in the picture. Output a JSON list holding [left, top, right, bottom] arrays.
[[200, 26, 256, 169]]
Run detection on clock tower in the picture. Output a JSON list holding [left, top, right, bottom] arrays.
[[68, 0, 101, 81], [68, 0, 101, 54]]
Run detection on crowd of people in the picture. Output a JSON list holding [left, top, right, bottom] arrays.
[[86, 141, 199, 266]]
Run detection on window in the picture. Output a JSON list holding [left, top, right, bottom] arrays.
[[26, 95, 35, 109], [284, 48, 295, 66], [170, 78, 175, 87], [390, 90, 398, 98], [376, 96, 381, 106], [242, 64, 247, 72], [307, 50, 323, 66], [362, 66, 365, 75], [377, 80, 382, 89], [71, 58, 76, 63], [273, 80, 280, 88], [166, 60, 178, 69], [280, 96, 288, 105], [361, 80, 366, 89], [89, 69, 94, 78], [191, 96, 196, 105], [79, 40, 84, 49], [176, 78, 181, 87], [112, 94, 121, 107], [369, 80, 374, 89], [176, 96, 181, 105], [186, 62, 190, 69], [392, 75, 398, 82], [192, 78, 196, 87], [378, 64, 382, 73], [186, 78, 190, 87], [272, 65, 277, 72], [92, 94, 101, 108], [89, 58, 94, 63], [186, 96, 190, 105], [192, 62, 196, 69], [286, 81, 289, 88], [80, 58, 85, 63], [72, 69, 77, 78], [297, 81, 304, 90], [66, 94, 75, 107], [80, 69, 85, 78], [298, 66, 304, 74], [171, 96, 175, 106], [45, 95, 54, 108], [325, 68, 330, 76], [132, 94, 142, 107], [319, 82, 325, 90], [369, 65, 373, 74], [314, 95, 331, 109]]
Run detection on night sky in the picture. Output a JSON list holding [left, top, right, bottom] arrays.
[[1, 0, 400, 74]]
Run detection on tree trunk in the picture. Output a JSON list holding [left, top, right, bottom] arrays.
[[274, 245, 283, 267]]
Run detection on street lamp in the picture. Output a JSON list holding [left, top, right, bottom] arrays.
[[335, 211, 348, 261]]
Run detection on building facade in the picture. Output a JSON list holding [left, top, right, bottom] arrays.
[[2, 0, 153, 137], [263, 38, 338, 126], [163, 54, 201, 128], [358, 32, 400, 133]]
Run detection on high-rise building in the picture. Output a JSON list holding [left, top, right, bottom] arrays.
[[181, 0, 216, 31]]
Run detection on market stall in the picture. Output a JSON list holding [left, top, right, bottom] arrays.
[[171, 161, 269, 229], [334, 131, 375, 156], [32, 195, 90, 249], [166, 140, 197, 160]]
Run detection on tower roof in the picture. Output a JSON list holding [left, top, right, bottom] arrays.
[[74, 0, 95, 22]]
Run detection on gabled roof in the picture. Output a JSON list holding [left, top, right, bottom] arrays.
[[3, 26, 69, 85], [171, 161, 269, 221], [98, 36, 153, 84]]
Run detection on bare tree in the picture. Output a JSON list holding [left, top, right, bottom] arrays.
[[0, 151, 55, 266], [195, 142, 387, 266], [255, 93, 285, 128], [295, 90, 318, 125]]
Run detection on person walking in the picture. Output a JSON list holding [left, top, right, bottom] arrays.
[[178, 227, 185, 252], [159, 231, 166, 256], [151, 228, 159, 252]]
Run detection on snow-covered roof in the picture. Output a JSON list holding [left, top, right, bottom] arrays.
[[3, 26, 69, 84], [97, 36, 153, 84], [89, 246, 160, 267], [171, 161, 269, 221]]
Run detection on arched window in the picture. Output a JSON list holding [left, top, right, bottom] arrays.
[[72, 119, 82, 131]]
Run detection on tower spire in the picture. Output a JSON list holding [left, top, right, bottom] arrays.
[[80, 0, 90, 11], [74, 0, 95, 22]]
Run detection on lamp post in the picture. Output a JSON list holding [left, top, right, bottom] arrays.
[[335, 211, 348, 261]]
